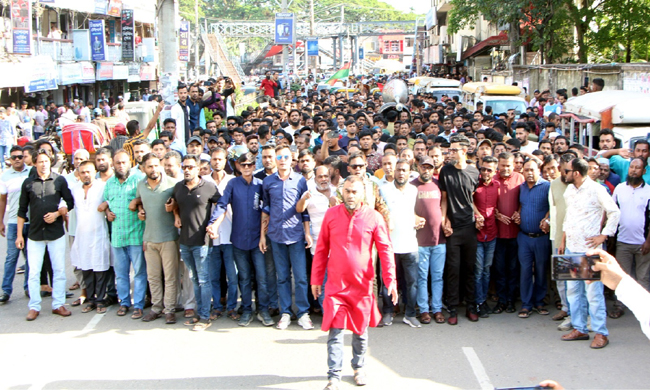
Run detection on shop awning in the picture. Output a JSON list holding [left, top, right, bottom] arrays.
[[461, 32, 508, 60]]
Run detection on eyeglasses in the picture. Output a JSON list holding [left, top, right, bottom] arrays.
[[275, 136, 285, 140], [243, 123, 252, 127], [10, 155, 23, 160], [349, 164, 365, 169], [276, 155, 291, 160], [240, 162, 255, 167], [217, 142, 225, 146], [227, 122, 236, 126], [480, 167, 494, 173], [182, 165, 197, 170]]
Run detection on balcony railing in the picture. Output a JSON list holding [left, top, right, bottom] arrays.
[[37, 38, 74, 62]]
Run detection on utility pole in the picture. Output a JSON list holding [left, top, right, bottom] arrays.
[[307, 0, 314, 77], [195, 0, 199, 78], [339, 5, 344, 69], [281, 0, 288, 77], [158, 0, 179, 86]]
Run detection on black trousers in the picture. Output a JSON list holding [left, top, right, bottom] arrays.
[[82, 270, 108, 305], [445, 225, 478, 309]]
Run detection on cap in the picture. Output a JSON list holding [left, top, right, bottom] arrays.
[[548, 132, 559, 140], [187, 136, 203, 145], [200, 153, 211, 162], [114, 123, 127, 136], [597, 157, 609, 166], [478, 139, 493, 149], [208, 136, 220, 143], [419, 156, 434, 167]]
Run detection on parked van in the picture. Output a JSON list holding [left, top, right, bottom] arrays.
[[409, 77, 462, 101], [461, 82, 527, 114], [562, 90, 650, 153]]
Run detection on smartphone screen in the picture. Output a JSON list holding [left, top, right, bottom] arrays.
[[552, 254, 601, 281]]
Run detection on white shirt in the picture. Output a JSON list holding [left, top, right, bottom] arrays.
[[519, 141, 539, 154], [203, 173, 234, 246], [0, 165, 30, 224], [304, 181, 335, 254], [70, 181, 112, 271], [64, 171, 82, 237], [380, 182, 418, 254], [563, 178, 620, 252], [616, 275, 650, 340]]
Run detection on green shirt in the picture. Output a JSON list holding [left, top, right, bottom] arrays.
[[609, 155, 650, 184], [137, 175, 179, 243], [103, 170, 145, 248]]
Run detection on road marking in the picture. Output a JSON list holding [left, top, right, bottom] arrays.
[[463, 347, 493, 390], [79, 307, 110, 334]]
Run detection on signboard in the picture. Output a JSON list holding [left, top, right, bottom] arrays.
[[128, 63, 141, 82], [72, 30, 91, 61], [107, 0, 122, 17], [274, 13, 295, 45], [11, 0, 31, 54], [140, 64, 155, 81], [96, 62, 114, 80], [89, 20, 107, 61], [59, 63, 83, 85], [142, 38, 155, 62], [359, 47, 364, 60], [81, 62, 95, 83], [113, 64, 129, 79], [24, 56, 58, 93], [425, 8, 437, 30], [179, 21, 189, 62], [121, 9, 135, 61], [306, 39, 318, 56], [94, 0, 108, 14]]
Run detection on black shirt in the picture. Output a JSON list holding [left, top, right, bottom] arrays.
[[172, 178, 220, 246], [18, 171, 74, 241], [438, 163, 479, 229], [254, 170, 272, 181]]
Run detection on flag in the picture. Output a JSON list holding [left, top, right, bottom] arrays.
[[325, 62, 350, 86]]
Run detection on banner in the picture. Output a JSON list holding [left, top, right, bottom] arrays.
[[11, 0, 31, 54], [81, 62, 95, 83], [140, 64, 155, 81], [94, 0, 108, 14], [59, 63, 83, 85], [89, 20, 107, 61], [359, 47, 364, 60], [72, 30, 91, 61], [274, 13, 294, 45], [306, 40, 318, 57], [179, 21, 189, 62], [113, 64, 128, 79], [24, 56, 58, 93], [128, 63, 141, 82], [96, 62, 113, 80], [142, 38, 155, 62], [121, 9, 135, 61], [107, 0, 122, 17]]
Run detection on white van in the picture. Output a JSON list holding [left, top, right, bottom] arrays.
[[461, 82, 527, 115]]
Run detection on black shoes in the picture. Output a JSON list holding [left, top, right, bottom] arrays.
[[505, 301, 516, 313], [478, 302, 491, 318], [0, 293, 9, 303]]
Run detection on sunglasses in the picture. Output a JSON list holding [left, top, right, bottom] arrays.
[[276, 136, 285, 140], [10, 155, 23, 160], [243, 123, 252, 127], [227, 122, 236, 126], [217, 142, 225, 146], [276, 155, 291, 160], [240, 162, 255, 167], [182, 165, 197, 170]]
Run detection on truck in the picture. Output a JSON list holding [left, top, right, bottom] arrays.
[[461, 82, 527, 115]]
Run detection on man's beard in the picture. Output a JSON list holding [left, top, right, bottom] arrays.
[[344, 200, 360, 211], [420, 172, 432, 182], [97, 164, 108, 173], [301, 166, 313, 175], [147, 172, 159, 181], [290, 119, 300, 127], [395, 177, 408, 187], [249, 146, 259, 154], [115, 169, 130, 180], [82, 180, 92, 186], [627, 175, 644, 187], [316, 182, 330, 191]]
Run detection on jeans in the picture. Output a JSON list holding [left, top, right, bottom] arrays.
[[2, 223, 29, 296], [0, 145, 7, 166], [517, 233, 550, 310], [327, 328, 368, 381], [271, 240, 309, 317], [565, 249, 608, 335], [233, 246, 270, 313], [112, 245, 147, 310], [494, 237, 519, 304], [264, 235, 279, 309], [27, 236, 66, 311], [475, 239, 496, 305], [416, 244, 446, 313], [180, 244, 211, 320], [383, 252, 419, 317], [208, 244, 238, 311]]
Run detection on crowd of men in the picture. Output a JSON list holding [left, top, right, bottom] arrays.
[[1, 76, 648, 362]]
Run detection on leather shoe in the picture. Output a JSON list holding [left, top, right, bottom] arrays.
[[52, 306, 71, 317], [26, 309, 39, 321], [0, 293, 9, 303], [165, 312, 177, 324], [447, 311, 458, 325], [420, 312, 432, 324], [466, 308, 479, 322], [142, 310, 162, 322], [590, 334, 609, 349], [561, 329, 589, 341]]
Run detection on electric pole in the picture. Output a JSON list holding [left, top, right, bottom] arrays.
[[195, 0, 199, 77], [281, 0, 288, 77]]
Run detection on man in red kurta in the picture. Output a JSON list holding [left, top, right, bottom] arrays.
[[311, 176, 397, 390]]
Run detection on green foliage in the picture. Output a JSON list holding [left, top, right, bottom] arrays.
[[588, 0, 650, 62]]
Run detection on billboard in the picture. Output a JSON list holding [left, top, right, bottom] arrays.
[[121, 9, 135, 61], [274, 13, 294, 45], [11, 0, 31, 54], [89, 20, 107, 61], [307, 39, 318, 56], [72, 29, 91, 61], [179, 21, 189, 62]]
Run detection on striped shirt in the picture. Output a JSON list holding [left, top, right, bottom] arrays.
[[103, 170, 145, 247]]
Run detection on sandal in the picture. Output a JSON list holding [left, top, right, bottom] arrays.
[[81, 303, 97, 313], [71, 297, 85, 307], [116, 305, 129, 316], [555, 300, 562, 310], [184, 316, 200, 326], [518, 309, 531, 318], [534, 306, 549, 315], [96, 303, 107, 314], [227, 309, 240, 321], [209, 309, 222, 321], [131, 308, 144, 320], [433, 312, 446, 324], [68, 282, 80, 291], [608, 307, 625, 319]]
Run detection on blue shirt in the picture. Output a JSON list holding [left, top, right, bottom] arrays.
[[262, 171, 310, 245], [610, 155, 650, 184], [210, 176, 264, 251], [607, 171, 621, 187], [519, 178, 550, 235]]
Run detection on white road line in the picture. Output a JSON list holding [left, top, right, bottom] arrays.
[[462, 347, 493, 390], [80, 307, 110, 334]]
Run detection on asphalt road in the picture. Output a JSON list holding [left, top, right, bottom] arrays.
[[0, 237, 648, 390]]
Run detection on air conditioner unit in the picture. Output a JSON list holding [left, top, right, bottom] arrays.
[[429, 35, 439, 45]]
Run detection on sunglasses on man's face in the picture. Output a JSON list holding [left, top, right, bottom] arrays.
[[10, 155, 23, 160], [227, 122, 236, 126]]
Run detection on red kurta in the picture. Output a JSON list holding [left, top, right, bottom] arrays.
[[311, 204, 396, 335]]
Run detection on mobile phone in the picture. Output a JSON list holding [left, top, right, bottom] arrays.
[[552, 254, 601, 281]]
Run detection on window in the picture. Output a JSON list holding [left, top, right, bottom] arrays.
[[384, 41, 391, 52], [391, 41, 400, 52]]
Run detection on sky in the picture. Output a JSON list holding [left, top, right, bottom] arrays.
[[381, 0, 431, 15]]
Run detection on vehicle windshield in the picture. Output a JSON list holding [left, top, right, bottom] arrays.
[[485, 100, 527, 115], [430, 89, 461, 101]]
